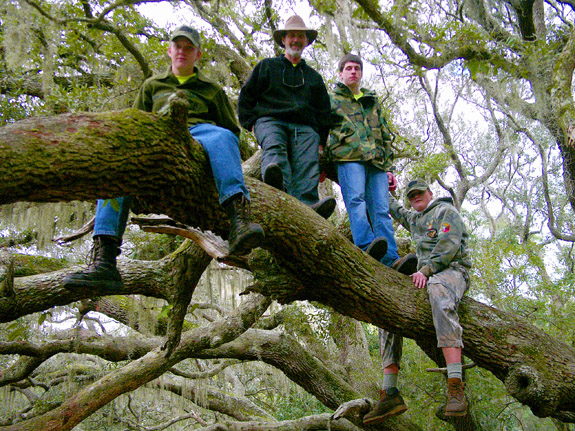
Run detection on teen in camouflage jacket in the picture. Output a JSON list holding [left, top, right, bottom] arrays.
[[327, 81, 394, 171], [389, 196, 472, 278]]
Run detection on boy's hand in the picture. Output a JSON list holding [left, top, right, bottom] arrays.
[[387, 172, 397, 192], [411, 271, 427, 289]]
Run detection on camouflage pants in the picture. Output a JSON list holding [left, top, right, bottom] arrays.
[[379, 267, 469, 368]]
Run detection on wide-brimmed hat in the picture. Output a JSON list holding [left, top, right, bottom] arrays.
[[273, 15, 317, 47]]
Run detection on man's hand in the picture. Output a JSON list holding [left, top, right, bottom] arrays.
[[411, 271, 427, 289], [387, 172, 397, 192]]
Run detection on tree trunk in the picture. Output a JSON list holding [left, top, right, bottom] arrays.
[[1, 110, 575, 422]]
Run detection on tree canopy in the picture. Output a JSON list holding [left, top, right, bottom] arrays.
[[1, 1, 575, 431]]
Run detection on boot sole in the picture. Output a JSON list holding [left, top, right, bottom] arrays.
[[366, 237, 388, 262], [311, 198, 336, 219], [62, 277, 124, 290], [363, 404, 407, 425], [444, 409, 468, 417], [229, 230, 265, 256], [393, 254, 418, 275]]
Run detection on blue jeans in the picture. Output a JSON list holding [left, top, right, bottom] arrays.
[[337, 161, 399, 266], [94, 123, 249, 238], [254, 117, 320, 205]]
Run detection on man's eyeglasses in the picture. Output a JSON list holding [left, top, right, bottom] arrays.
[[282, 65, 305, 88]]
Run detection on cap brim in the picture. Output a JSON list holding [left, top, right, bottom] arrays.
[[170, 33, 200, 47], [406, 187, 428, 198]]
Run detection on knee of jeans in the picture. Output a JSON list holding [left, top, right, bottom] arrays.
[[216, 129, 239, 146]]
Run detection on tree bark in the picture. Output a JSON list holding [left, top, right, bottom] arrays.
[[1, 110, 575, 422]]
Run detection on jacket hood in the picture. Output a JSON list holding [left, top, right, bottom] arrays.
[[421, 197, 455, 214], [334, 81, 376, 98]]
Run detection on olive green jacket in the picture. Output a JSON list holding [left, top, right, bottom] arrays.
[[327, 82, 394, 171], [133, 67, 240, 136]]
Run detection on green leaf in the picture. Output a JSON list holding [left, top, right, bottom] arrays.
[[38, 312, 48, 326], [8, 326, 26, 341], [159, 304, 172, 319]]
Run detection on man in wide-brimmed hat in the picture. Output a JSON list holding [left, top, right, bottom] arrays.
[[238, 15, 335, 219]]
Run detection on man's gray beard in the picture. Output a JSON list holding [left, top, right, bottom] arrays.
[[285, 45, 303, 58]]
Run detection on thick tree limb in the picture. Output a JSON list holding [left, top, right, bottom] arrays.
[[196, 413, 361, 431], [2, 110, 575, 421]]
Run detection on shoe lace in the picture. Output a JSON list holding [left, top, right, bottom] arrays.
[[83, 239, 100, 268], [447, 381, 464, 401], [236, 195, 251, 221]]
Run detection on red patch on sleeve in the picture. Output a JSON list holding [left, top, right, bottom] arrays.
[[442, 223, 451, 233]]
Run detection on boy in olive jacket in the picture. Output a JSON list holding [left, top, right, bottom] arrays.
[[364, 179, 472, 425], [63, 26, 264, 291]]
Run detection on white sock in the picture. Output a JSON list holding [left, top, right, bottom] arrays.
[[447, 362, 462, 380], [383, 373, 399, 390]]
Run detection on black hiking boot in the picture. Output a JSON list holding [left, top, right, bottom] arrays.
[[309, 197, 336, 219], [363, 388, 407, 425], [392, 253, 418, 275], [366, 237, 388, 262], [225, 194, 265, 256], [62, 235, 123, 290], [445, 378, 468, 417], [263, 163, 284, 191]]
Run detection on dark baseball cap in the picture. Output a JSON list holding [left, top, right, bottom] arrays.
[[406, 179, 429, 198], [170, 25, 201, 48]]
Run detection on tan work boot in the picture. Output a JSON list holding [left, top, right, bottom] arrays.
[[445, 378, 468, 416], [363, 388, 407, 425]]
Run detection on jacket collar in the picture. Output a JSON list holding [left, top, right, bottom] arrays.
[[157, 66, 209, 83], [334, 81, 376, 98], [279, 54, 307, 67], [420, 197, 454, 215]]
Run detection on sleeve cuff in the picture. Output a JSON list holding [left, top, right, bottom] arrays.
[[419, 265, 433, 278]]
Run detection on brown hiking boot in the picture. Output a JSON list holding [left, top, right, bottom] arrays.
[[62, 235, 123, 290], [363, 388, 407, 425], [445, 378, 467, 417], [224, 194, 265, 256], [392, 253, 418, 275], [366, 237, 388, 262]]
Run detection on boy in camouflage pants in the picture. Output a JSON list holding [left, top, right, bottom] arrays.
[[364, 179, 472, 425]]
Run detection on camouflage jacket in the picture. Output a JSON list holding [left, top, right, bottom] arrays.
[[327, 82, 394, 171], [390, 197, 472, 277], [133, 67, 240, 136]]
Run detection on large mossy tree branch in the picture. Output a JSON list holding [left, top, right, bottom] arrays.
[[1, 109, 575, 420]]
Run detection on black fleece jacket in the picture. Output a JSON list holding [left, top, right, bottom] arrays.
[[237, 55, 331, 145]]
